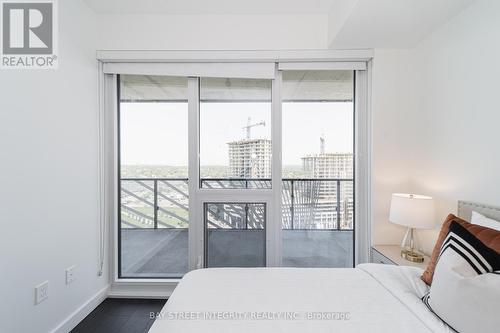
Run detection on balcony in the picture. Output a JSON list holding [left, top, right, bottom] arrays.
[[120, 178, 354, 278]]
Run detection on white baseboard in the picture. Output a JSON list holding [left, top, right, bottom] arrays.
[[50, 285, 109, 333], [107, 282, 175, 298]]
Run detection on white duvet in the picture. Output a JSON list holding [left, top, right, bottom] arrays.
[[148, 264, 451, 333]]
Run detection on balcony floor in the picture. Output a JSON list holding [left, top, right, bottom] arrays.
[[121, 229, 353, 278]]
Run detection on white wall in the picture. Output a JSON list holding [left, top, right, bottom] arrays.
[[0, 1, 107, 333], [96, 14, 328, 50], [371, 49, 415, 246], [371, 0, 500, 254], [409, 0, 500, 253]]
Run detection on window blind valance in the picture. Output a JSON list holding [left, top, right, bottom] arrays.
[[104, 62, 276, 79], [278, 61, 366, 71]]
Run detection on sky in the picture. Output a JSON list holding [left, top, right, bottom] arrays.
[[120, 101, 353, 166]]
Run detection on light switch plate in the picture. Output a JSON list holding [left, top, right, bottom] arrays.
[[35, 281, 49, 304], [66, 265, 76, 285]]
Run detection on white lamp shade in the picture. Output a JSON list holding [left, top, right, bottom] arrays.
[[389, 193, 435, 229]]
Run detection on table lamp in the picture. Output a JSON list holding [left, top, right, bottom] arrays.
[[389, 193, 435, 263]]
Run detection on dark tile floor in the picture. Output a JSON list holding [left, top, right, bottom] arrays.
[[71, 298, 167, 333]]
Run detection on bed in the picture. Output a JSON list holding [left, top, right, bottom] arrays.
[[148, 201, 500, 333]]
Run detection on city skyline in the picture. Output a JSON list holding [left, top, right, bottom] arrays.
[[120, 101, 353, 167]]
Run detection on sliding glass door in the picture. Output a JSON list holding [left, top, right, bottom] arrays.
[[197, 76, 273, 268], [199, 77, 272, 189], [115, 64, 358, 279]]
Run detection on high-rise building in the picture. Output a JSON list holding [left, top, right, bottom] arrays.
[[227, 139, 272, 178], [302, 152, 353, 179], [226, 133, 353, 230], [301, 143, 354, 229]]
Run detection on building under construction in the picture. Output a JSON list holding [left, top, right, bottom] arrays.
[[301, 148, 354, 229], [227, 139, 272, 178], [227, 117, 271, 178]]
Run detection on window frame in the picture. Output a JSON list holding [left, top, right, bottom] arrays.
[[97, 51, 372, 296]]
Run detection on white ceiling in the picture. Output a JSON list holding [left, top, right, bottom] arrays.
[[330, 0, 476, 48], [83, 0, 336, 15]]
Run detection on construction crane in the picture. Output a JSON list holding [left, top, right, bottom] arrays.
[[243, 117, 265, 140]]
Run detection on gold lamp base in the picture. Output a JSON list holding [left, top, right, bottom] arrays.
[[399, 227, 425, 263], [401, 249, 424, 263]]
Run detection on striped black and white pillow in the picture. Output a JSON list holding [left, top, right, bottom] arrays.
[[422, 221, 500, 333]]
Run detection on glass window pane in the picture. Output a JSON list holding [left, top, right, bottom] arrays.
[[119, 75, 189, 278], [205, 203, 266, 267], [281, 70, 354, 268], [200, 78, 272, 189]]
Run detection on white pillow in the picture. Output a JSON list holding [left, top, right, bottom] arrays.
[[471, 211, 500, 231], [422, 221, 500, 333]]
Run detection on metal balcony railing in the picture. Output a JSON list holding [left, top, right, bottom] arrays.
[[120, 178, 354, 231]]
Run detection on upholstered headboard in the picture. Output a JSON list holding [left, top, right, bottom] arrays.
[[458, 200, 500, 222]]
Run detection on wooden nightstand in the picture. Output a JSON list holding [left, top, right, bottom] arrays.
[[371, 245, 430, 270]]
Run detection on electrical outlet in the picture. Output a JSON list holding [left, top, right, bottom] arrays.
[[35, 281, 49, 304], [66, 265, 76, 285]]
